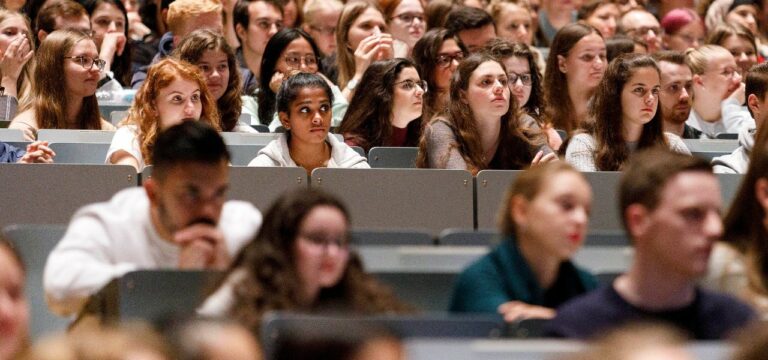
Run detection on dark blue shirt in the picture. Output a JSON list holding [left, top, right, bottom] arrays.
[[0, 142, 23, 163]]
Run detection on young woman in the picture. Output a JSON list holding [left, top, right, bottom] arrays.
[[0, 237, 29, 360], [338, 58, 423, 153], [10, 30, 115, 141], [450, 161, 597, 320], [0, 9, 33, 121], [248, 29, 347, 131], [577, 0, 620, 39], [82, 0, 132, 87], [686, 45, 749, 138], [335, 2, 393, 100], [106, 58, 220, 171], [488, 0, 535, 45], [565, 54, 690, 172], [173, 29, 253, 133], [416, 53, 554, 174], [660, 8, 704, 51], [707, 24, 758, 77], [543, 23, 606, 135], [199, 189, 408, 330], [248, 73, 369, 174], [380, 0, 425, 57], [485, 39, 562, 150], [412, 28, 466, 123]]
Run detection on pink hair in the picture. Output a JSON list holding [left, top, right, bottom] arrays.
[[661, 8, 700, 35]]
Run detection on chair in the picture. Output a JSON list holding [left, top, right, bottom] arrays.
[[110, 110, 128, 125], [438, 228, 500, 246], [227, 166, 308, 211], [351, 229, 433, 246], [99, 104, 130, 122], [718, 173, 743, 209], [0, 128, 25, 142], [683, 139, 738, 161], [367, 147, 418, 168], [49, 143, 111, 164], [252, 124, 270, 132], [715, 132, 738, 140], [475, 170, 523, 230], [0, 120, 9, 128], [2, 224, 70, 339], [220, 132, 280, 145], [38, 129, 115, 144], [371, 272, 459, 311], [227, 144, 266, 166], [585, 230, 628, 246], [505, 318, 549, 338], [311, 168, 474, 233], [351, 146, 366, 158], [0, 164, 137, 228]]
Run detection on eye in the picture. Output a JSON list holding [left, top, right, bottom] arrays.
[[580, 54, 595, 62], [172, 95, 183, 102], [498, 77, 508, 86], [667, 84, 680, 92], [633, 87, 645, 94], [481, 78, 493, 86], [651, 87, 660, 95], [199, 64, 211, 72], [320, 104, 330, 112], [217, 63, 228, 71], [191, 93, 201, 102], [681, 208, 705, 222], [299, 106, 310, 113]]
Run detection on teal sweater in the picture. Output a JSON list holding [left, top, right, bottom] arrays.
[[449, 238, 598, 313]]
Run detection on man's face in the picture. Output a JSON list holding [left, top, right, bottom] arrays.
[[147, 160, 229, 238], [54, 14, 91, 34], [621, 10, 661, 53], [458, 23, 496, 53], [175, 11, 223, 44], [658, 61, 693, 125], [634, 172, 723, 280], [237, 1, 282, 56]]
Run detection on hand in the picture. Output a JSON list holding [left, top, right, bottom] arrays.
[[543, 126, 563, 151], [497, 301, 556, 322], [269, 69, 301, 93], [174, 223, 230, 270], [0, 35, 32, 83], [18, 141, 55, 163], [727, 82, 746, 105], [352, 32, 394, 80], [100, 24, 127, 59], [222, 0, 236, 14], [530, 150, 558, 166]]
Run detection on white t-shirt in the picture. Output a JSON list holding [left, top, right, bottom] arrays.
[[43, 187, 262, 316], [106, 125, 144, 169]]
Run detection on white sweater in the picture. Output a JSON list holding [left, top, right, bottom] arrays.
[[247, 132, 370, 168]]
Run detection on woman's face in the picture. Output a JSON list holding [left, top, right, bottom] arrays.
[[391, 66, 424, 124], [154, 77, 203, 129], [280, 86, 331, 145], [496, 3, 533, 45], [197, 49, 229, 101], [0, 15, 28, 56], [0, 247, 28, 360], [293, 205, 350, 302], [558, 33, 606, 92], [503, 56, 532, 109], [585, 4, 619, 39], [276, 37, 319, 75], [721, 34, 757, 76], [465, 61, 510, 122], [434, 39, 463, 92], [697, 53, 742, 102], [64, 39, 101, 99], [91, 2, 126, 48], [621, 66, 660, 128], [388, 0, 425, 49], [663, 20, 704, 51], [512, 171, 592, 261], [726, 5, 759, 35], [347, 7, 388, 51], [282, 0, 299, 28]]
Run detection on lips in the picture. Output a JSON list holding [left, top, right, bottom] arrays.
[[642, 108, 654, 112], [567, 232, 583, 245]]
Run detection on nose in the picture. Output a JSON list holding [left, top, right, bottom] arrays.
[[680, 86, 690, 101], [734, 70, 743, 83], [573, 206, 588, 227], [517, 24, 528, 37], [739, 52, 749, 61], [269, 23, 279, 36], [107, 21, 117, 32], [183, 100, 196, 116], [704, 210, 723, 239], [412, 17, 423, 26], [311, 111, 322, 125]]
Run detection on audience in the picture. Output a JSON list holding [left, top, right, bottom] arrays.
[[381, 0, 425, 57], [107, 58, 220, 171], [82, 0, 132, 87], [450, 162, 597, 321], [199, 188, 408, 330], [233, 0, 283, 94], [248, 73, 368, 173], [547, 148, 755, 339], [412, 28, 466, 124], [301, 0, 342, 57], [661, 8, 704, 52], [45, 121, 262, 317], [707, 23, 758, 76], [10, 30, 115, 141], [652, 51, 702, 139], [338, 58, 423, 153], [577, 0, 620, 39], [445, 6, 496, 53], [0, 237, 29, 360], [0, 9, 34, 122]]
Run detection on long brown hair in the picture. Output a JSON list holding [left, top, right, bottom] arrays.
[[173, 29, 242, 131], [222, 189, 409, 331], [32, 30, 102, 130], [122, 58, 220, 165], [588, 53, 666, 171], [412, 28, 466, 123], [336, 2, 383, 90]]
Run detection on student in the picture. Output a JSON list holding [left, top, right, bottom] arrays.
[[444, 6, 496, 53], [199, 189, 408, 330], [82, 0, 132, 87], [537, 0, 577, 45], [9, 30, 115, 141], [417, 53, 554, 173], [107, 58, 221, 171], [412, 28, 466, 123], [707, 24, 758, 77], [450, 162, 597, 321], [233, 0, 283, 94], [173, 29, 254, 133], [0, 9, 34, 122], [546, 148, 755, 340], [0, 237, 29, 360], [712, 63, 768, 174], [301, 0, 342, 57], [488, 0, 535, 45], [45, 121, 262, 317], [248, 73, 368, 173], [685, 45, 752, 138], [619, 9, 661, 53], [338, 58, 423, 153], [565, 54, 690, 172], [543, 23, 606, 135], [34, 0, 90, 43], [577, 0, 620, 39], [652, 51, 702, 139], [380, 0, 425, 57], [660, 8, 704, 52]]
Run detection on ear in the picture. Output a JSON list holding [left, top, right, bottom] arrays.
[[235, 23, 246, 42], [748, 93, 761, 119], [509, 195, 529, 229], [172, 35, 181, 47], [624, 203, 650, 241], [37, 30, 47, 43], [278, 111, 291, 130], [459, 89, 468, 104], [557, 54, 567, 73], [755, 178, 768, 217], [143, 177, 159, 207], [692, 74, 703, 87]]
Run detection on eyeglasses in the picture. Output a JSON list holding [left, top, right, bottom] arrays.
[[283, 53, 318, 68], [626, 26, 661, 38], [301, 232, 350, 251], [64, 56, 106, 71], [308, 24, 336, 36], [395, 79, 427, 92], [436, 52, 464, 68], [391, 12, 425, 25], [507, 72, 533, 86]]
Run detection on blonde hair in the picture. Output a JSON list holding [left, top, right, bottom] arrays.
[[336, 2, 381, 89], [302, 0, 342, 24], [166, 0, 222, 35], [684, 44, 732, 74], [0, 10, 33, 108]]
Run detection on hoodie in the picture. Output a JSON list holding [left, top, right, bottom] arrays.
[[247, 133, 370, 169], [712, 125, 755, 174], [131, 32, 175, 89]]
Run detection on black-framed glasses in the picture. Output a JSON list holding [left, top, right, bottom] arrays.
[[391, 12, 424, 25], [283, 53, 318, 68], [507, 72, 532, 86], [300, 232, 350, 251], [64, 56, 106, 71], [394, 79, 427, 92], [436, 52, 464, 68]]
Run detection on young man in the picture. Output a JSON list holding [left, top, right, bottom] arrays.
[[44, 121, 262, 316], [546, 148, 754, 340], [653, 51, 702, 139], [233, 0, 283, 93], [35, 0, 91, 43], [712, 62, 768, 173], [619, 9, 661, 54], [445, 6, 496, 54]]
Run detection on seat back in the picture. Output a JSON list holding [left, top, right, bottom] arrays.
[[38, 129, 115, 143], [0, 128, 25, 142], [49, 143, 111, 164], [227, 144, 266, 166], [368, 147, 418, 168], [227, 166, 308, 210]]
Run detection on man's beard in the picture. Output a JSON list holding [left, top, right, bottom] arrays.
[[664, 104, 691, 125]]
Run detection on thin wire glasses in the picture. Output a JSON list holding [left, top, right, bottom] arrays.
[[64, 56, 106, 71]]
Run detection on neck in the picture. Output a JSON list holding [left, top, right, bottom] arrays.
[[570, 90, 591, 126], [391, 114, 413, 128], [663, 119, 686, 137], [149, 205, 173, 244], [289, 137, 330, 175], [622, 120, 644, 142], [615, 259, 697, 310], [692, 95, 721, 123], [476, 113, 501, 159], [243, 47, 262, 76], [66, 96, 84, 128], [435, 90, 449, 112], [517, 235, 561, 289]]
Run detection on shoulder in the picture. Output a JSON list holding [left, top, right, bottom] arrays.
[[696, 287, 755, 320], [220, 201, 263, 252], [10, 109, 37, 128], [100, 119, 116, 131], [664, 132, 691, 154], [567, 133, 596, 149], [546, 286, 623, 339], [424, 118, 457, 140], [328, 134, 370, 168]]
